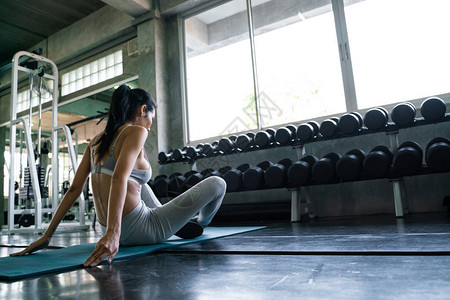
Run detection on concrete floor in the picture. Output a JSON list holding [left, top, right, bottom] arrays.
[[1, 213, 450, 299]]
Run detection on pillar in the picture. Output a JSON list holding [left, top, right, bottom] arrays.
[[0, 126, 6, 227], [136, 15, 170, 178]]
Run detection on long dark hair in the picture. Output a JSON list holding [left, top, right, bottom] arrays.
[[95, 84, 156, 159]]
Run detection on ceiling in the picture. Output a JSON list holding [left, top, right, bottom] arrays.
[[0, 0, 106, 69]]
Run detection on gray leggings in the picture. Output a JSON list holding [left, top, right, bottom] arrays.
[[100, 176, 226, 246]]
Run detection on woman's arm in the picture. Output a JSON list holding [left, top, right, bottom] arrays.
[[83, 126, 148, 267], [10, 146, 91, 256]]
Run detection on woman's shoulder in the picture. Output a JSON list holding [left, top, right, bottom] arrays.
[[123, 124, 148, 137], [88, 131, 105, 148]]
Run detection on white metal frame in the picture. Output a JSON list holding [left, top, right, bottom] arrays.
[[7, 51, 87, 234]]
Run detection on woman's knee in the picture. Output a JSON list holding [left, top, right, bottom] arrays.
[[202, 176, 227, 195]]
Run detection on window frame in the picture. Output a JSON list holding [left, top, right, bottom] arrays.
[[179, 0, 450, 145]]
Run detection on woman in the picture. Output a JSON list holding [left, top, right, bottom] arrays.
[[11, 85, 226, 267]]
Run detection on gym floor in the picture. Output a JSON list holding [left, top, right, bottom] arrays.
[[1, 213, 450, 299]]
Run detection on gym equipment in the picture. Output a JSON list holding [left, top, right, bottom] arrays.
[[168, 174, 186, 196], [319, 117, 340, 138], [223, 168, 243, 192], [184, 172, 205, 190], [275, 125, 297, 146], [296, 121, 320, 143], [235, 132, 256, 152], [158, 151, 174, 164], [173, 147, 189, 162], [336, 149, 366, 182], [254, 128, 276, 149], [391, 102, 416, 127], [202, 141, 219, 157], [338, 112, 363, 135], [392, 141, 423, 176], [154, 175, 170, 198], [287, 155, 319, 187], [311, 152, 342, 184], [223, 163, 252, 192], [363, 107, 389, 131], [200, 168, 222, 178], [186, 144, 204, 160], [242, 160, 274, 190], [18, 214, 35, 228], [218, 136, 237, 154], [265, 158, 293, 188], [147, 179, 155, 192], [425, 137, 450, 171], [8, 51, 86, 233], [218, 166, 232, 175], [420, 97, 446, 121], [363, 145, 394, 179]]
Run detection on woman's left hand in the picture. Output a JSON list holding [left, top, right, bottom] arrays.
[[83, 232, 120, 267]]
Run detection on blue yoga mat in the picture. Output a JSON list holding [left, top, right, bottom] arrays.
[[0, 226, 265, 281]]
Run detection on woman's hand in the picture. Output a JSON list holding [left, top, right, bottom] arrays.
[[83, 232, 120, 267], [10, 235, 51, 256]]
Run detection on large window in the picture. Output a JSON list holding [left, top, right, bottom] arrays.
[[252, 0, 346, 127], [184, 0, 256, 141], [61, 50, 123, 96], [344, 0, 450, 109], [182, 0, 450, 142]]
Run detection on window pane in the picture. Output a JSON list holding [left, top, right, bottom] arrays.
[[184, 0, 256, 141], [345, 0, 450, 109], [252, 0, 346, 127]]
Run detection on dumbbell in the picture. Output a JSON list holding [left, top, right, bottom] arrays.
[[223, 163, 251, 192], [243, 160, 274, 190], [168, 173, 187, 196], [147, 179, 155, 192], [392, 141, 423, 176], [425, 137, 450, 171], [18, 214, 35, 228], [218, 136, 238, 154], [275, 125, 297, 146], [202, 141, 219, 157], [183, 171, 205, 191], [319, 117, 340, 138], [173, 147, 190, 162], [338, 112, 363, 135], [219, 166, 232, 175], [184, 170, 198, 178], [265, 158, 293, 188], [336, 149, 366, 182], [420, 97, 447, 121], [200, 168, 224, 179], [363, 107, 389, 131], [363, 145, 394, 179], [255, 128, 276, 149], [154, 174, 170, 197], [287, 155, 319, 187], [391, 102, 416, 127], [311, 152, 342, 184], [235, 132, 256, 152], [186, 144, 204, 160], [158, 150, 174, 164], [296, 121, 320, 143]]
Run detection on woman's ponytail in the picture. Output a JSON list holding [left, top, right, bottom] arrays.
[[94, 84, 156, 160]]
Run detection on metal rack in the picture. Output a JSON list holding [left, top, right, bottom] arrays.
[[6, 51, 87, 234], [290, 130, 408, 222]]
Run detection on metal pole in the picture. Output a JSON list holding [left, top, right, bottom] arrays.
[[246, 0, 261, 129], [55, 125, 85, 225]]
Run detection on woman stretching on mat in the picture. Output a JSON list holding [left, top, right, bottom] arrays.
[[11, 84, 226, 267]]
